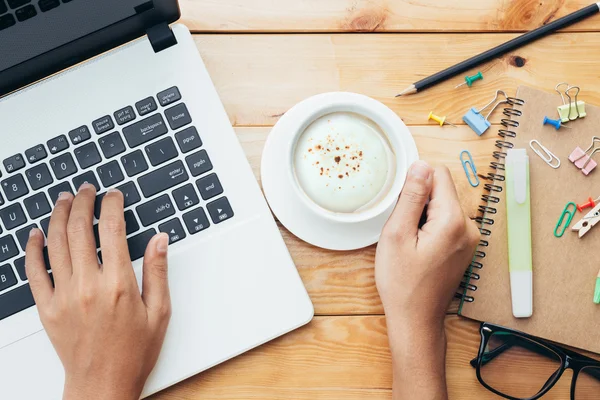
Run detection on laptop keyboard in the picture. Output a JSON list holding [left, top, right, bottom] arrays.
[[0, 86, 235, 321], [0, 0, 67, 31]]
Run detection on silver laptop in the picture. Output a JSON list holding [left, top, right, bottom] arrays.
[[0, 1, 313, 398]]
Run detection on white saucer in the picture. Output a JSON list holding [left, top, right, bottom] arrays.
[[261, 92, 419, 251]]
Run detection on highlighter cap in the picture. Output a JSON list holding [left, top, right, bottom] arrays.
[[594, 277, 600, 304]]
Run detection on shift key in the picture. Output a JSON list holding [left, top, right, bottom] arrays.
[[123, 114, 168, 148], [138, 160, 188, 198]]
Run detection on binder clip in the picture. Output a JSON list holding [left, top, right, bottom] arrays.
[[463, 90, 509, 136], [555, 82, 586, 123], [569, 136, 600, 175], [572, 203, 600, 238]]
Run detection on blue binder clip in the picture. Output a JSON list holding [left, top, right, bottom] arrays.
[[463, 90, 510, 136]]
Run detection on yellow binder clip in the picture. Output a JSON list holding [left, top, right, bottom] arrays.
[[556, 83, 586, 123]]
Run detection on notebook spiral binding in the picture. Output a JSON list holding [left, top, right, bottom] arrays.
[[456, 96, 526, 303]]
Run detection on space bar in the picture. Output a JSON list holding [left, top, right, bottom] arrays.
[[0, 284, 35, 321]]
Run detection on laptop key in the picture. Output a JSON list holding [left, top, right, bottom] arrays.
[[135, 97, 158, 116], [114, 106, 136, 126], [73, 171, 100, 191], [16, 224, 37, 251], [0, 14, 15, 31], [50, 153, 78, 180], [92, 115, 114, 135], [24, 193, 51, 219], [99, 132, 126, 159], [15, 4, 35, 21], [14, 257, 26, 281], [122, 113, 168, 148], [186, 149, 213, 177], [207, 197, 234, 224], [172, 184, 199, 211], [38, 0, 60, 12], [74, 142, 102, 169], [97, 161, 124, 187], [136, 194, 175, 227], [0, 282, 35, 320], [127, 229, 157, 261], [137, 160, 188, 198], [47, 134, 69, 154], [145, 137, 178, 167], [158, 218, 186, 245], [121, 150, 148, 177], [196, 173, 223, 201], [7, 0, 29, 8], [165, 103, 192, 131], [0, 235, 19, 262], [3, 154, 25, 173], [0, 204, 26, 231], [116, 181, 141, 208], [0, 264, 17, 292], [40, 217, 50, 236], [157, 86, 181, 107], [25, 144, 47, 164], [48, 181, 73, 204], [68, 125, 91, 145], [175, 126, 202, 153], [0, 0, 7, 14], [2, 174, 28, 201], [25, 164, 53, 190], [182, 208, 210, 235]]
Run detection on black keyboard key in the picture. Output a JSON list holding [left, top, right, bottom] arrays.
[[47, 135, 69, 154], [157, 86, 181, 107], [0, 0, 7, 13], [196, 173, 223, 201], [14, 257, 26, 281], [0, 264, 17, 291], [114, 106, 136, 126], [94, 193, 105, 219], [0, 235, 19, 262], [3, 154, 25, 173], [24, 193, 51, 219], [175, 126, 202, 153], [38, 0, 60, 12], [186, 149, 213, 177], [74, 142, 102, 169], [7, 0, 29, 8], [93, 224, 100, 248], [1, 174, 28, 201], [92, 115, 114, 135], [137, 160, 188, 198], [68, 125, 91, 145], [25, 164, 53, 190], [40, 217, 50, 236], [73, 171, 100, 191], [99, 132, 126, 159], [25, 144, 47, 164], [121, 150, 148, 177], [50, 153, 78, 179], [136, 195, 175, 227], [117, 181, 141, 208], [207, 197, 234, 224], [127, 229, 156, 261], [172, 183, 199, 211], [16, 224, 37, 251], [145, 137, 178, 167], [158, 218, 186, 244], [164, 103, 192, 130], [15, 4, 36, 21], [48, 181, 73, 204], [0, 282, 35, 320], [135, 97, 158, 116], [97, 161, 124, 187], [124, 210, 140, 235], [0, 14, 15, 31], [183, 208, 210, 235], [0, 204, 26, 230], [122, 114, 168, 148]]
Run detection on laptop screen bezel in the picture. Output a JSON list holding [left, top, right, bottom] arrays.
[[0, 1, 181, 98]]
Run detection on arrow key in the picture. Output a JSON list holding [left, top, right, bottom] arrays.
[[207, 197, 234, 224], [158, 218, 186, 245], [172, 183, 199, 211], [182, 207, 210, 235]]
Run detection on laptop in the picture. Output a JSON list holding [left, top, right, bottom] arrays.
[[0, 1, 314, 398]]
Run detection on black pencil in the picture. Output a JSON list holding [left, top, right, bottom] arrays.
[[397, 3, 600, 97]]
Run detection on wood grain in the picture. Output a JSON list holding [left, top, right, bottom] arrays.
[[180, 0, 600, 33], [195, 33, 600, 126]]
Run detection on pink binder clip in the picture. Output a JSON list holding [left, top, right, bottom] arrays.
[[569, 136, 600, 175]]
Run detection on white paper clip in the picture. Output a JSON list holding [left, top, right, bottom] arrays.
[[529, 140, 560, 169]]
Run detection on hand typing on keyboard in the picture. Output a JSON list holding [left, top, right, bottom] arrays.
[[25, 184, 172, 400]]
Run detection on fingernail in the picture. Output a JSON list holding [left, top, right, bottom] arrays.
[[58, 191, 73, 201], [29, 228, 40, 238], [156, 233, 169, 254], [78, 183, 95, 192], [107, 188, 121, 194], [410, 161, 431, 181]]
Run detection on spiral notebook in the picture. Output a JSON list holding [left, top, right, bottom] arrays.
[[458, 85, 600, 354]]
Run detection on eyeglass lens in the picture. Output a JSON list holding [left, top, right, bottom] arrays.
[[574, 366, 600, 399]]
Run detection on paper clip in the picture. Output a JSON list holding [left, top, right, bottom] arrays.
[[556, 82, 586, 122], [529, 140, 560, 169], [554, 202, 577, 238], [460, 150, 479, 187], [569, 136, 600, 175], [463, 90, 510, 136]]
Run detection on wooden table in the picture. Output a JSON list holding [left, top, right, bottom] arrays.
[[151, 1, 600, 398]]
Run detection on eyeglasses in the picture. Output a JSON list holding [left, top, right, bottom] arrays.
[[470, 323, 600, 400]]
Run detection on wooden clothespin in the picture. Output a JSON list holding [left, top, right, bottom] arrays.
[[572, 203, 600, 238]]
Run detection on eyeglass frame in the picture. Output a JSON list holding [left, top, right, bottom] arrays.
[[469, 322, 600, 400]]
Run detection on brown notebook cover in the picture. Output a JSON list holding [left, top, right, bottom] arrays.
[[459, 85, 600, 354]]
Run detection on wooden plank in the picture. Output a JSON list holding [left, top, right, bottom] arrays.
[[180, 0, 600, 33], [235, 126, 494, 315], [194, 33, 600, 127]]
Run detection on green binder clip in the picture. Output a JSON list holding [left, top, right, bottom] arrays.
[[554, 202, 577, 238]]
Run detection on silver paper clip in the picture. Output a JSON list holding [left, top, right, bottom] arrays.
[[460, 150, 480, 187], [529, 140, 560, 169]]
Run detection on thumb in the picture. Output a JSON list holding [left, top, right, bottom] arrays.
[[142, 233, 172, 326], [383, 160, 433, 240]]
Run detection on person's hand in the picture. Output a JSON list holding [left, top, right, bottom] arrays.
[[25, 184, 172, 400]]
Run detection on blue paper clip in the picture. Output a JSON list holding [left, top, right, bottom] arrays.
[[463, 90, 510, 136], [460, 150, 479, 187]]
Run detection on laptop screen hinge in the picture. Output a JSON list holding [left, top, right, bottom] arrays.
[[147, 22, 177, 53]]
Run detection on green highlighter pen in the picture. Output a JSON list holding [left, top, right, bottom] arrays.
[[594, 270, 600, 304]]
